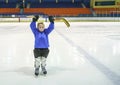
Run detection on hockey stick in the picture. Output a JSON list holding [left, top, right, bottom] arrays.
[[55, 18, 70, 28], [27, 16, 70, 28]]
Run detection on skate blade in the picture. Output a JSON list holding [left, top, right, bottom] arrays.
[[34, 74, 39, 78], [40, 72, 47, 76]]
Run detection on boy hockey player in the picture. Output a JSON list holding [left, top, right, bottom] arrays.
[[30, 15, 54, 76]]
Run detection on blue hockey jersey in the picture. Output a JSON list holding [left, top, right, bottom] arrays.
[[30, 22, 54, 48]]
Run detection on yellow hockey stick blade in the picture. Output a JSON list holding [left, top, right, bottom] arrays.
[[55, 18, 70, 28], [61, 18, 70, 28]]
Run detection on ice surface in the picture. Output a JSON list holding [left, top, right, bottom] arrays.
[[0, 22, 120, 85]]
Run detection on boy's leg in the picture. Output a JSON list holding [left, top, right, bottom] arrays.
[[34, 57, 40, 76], [40, 57, 47, 74], [40, 49, 49, 75], [33, 49, 41, 76], [34, 57, 40, 68]]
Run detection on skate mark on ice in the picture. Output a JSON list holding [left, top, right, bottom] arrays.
[[55, 29, 120, 85]]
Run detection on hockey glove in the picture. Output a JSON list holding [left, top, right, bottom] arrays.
[[32, 15, 39, 22], [48, 16, 54, 23]]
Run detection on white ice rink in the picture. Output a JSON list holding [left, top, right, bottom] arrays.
[[0, 22, 120, 85]]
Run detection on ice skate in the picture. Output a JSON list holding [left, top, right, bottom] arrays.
[[35, 67, 39, 76], [41, 65, 47, 75]]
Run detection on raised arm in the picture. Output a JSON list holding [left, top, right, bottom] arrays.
[[30, 22, 36, 29], [45, 16, 55, 34], [30, 15, 39, 34], [45, 22, 54, 34]]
